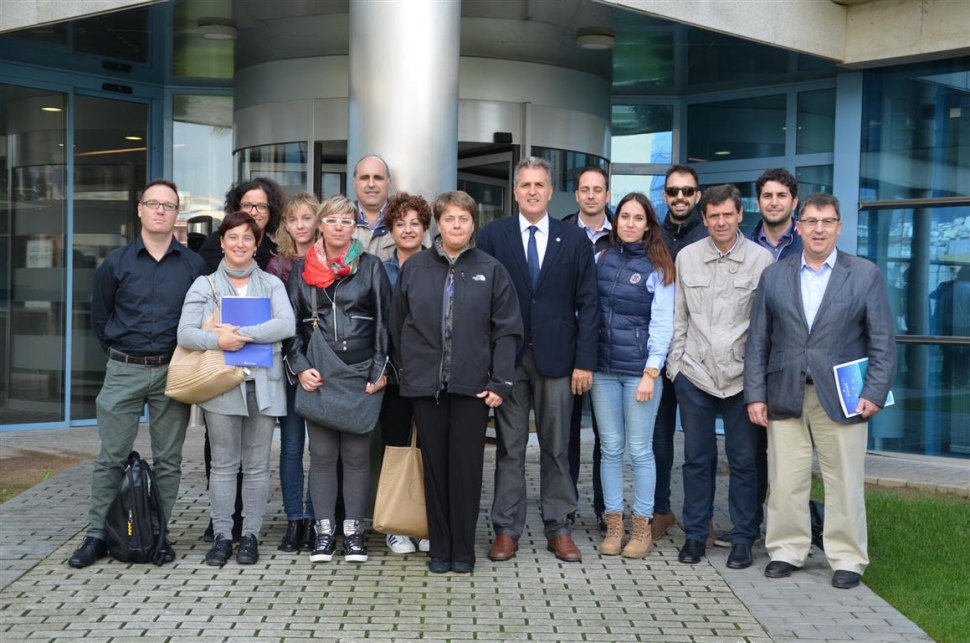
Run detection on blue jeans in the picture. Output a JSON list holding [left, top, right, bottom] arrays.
[[279, 380, 314, 521], [591, 373, 662, 518], [674, 374, 760, 545]]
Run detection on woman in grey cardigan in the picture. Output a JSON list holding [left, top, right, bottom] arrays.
[[177, 211, 295, 567]]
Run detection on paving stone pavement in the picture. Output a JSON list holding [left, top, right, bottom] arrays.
[[0, 425, 955, 642]]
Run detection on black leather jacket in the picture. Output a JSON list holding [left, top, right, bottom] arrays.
[[283, 252, 390, 383]]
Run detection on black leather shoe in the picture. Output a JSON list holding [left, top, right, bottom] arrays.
[[428, 558, 451, 574], [726, 543, 753, 569], [278, 520, 303, 552], [158, 540, 176, 563], [202, 520, 214, 543], [596, 514, 607, 535], [452, 561, 474, 574], [236, 534, 259, 565], [764, 560, 802, 578], [832, 570, 861, 589], [299, 519, 316, 552], [678, 539, 706, 564], [205, 536, 232, 567], [68, 536, 107, 568]]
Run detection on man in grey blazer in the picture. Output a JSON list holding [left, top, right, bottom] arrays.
[[745, 194, 896, 590]]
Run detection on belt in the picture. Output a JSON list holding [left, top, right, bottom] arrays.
[[109, 349, 173, 366]]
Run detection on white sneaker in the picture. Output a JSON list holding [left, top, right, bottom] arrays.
[[415, 538, 430, 552], [386, 533, 416, 554]]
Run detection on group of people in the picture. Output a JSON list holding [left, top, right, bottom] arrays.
[[70, 153, 895, 590]]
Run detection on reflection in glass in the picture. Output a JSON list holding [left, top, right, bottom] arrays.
[[173, 95, 233, 244], [687, 95, 786, 162], [861, 58, 970, 199], [71, 96, 148, 421], [611, 105, 673, 164], [796, 89, 835, 154], [686, 29, 787, 86], [530, 147, 608, 216], [0, 85, 68, 424], [795, 165, 834, 196], [612, 12, 674, 93], [235, 143, 308, 196], [609, 175, 664, 218]]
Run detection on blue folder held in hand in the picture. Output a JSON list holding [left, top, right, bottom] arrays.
[[221, 297, 273, 367]]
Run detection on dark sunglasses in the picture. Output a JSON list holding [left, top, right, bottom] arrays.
[[664, 186, 697, 198]]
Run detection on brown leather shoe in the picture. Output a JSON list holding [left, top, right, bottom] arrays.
[[547, 534, 582, 562], [488, 533, 518, 561]]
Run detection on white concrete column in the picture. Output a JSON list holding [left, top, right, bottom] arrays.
[[348, 0, 461, 199]]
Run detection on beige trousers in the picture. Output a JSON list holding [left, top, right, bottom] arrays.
[[766, 384, 869, 574]]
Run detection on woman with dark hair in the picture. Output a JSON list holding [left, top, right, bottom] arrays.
[[380, 192, 433, 556], [591, 191, 675, 559], [285, 195, 390, 564], [198, 177, 287, 272], [177, 211, 295, 566], [198, 176, 289, 543], [390, 191, 522, 574], [268, 192, 321, 553]]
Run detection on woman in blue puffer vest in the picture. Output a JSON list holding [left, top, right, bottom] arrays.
[[591, 191, 675, 559]]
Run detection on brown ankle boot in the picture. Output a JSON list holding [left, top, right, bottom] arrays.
[[651, 511, 676, 540], [622, 514, 653, 558], [600, 512, 624, 556]]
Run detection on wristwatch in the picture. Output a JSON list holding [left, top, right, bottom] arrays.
[[643, 367, 660, 379]]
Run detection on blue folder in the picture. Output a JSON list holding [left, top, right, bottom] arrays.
[[221, 297, 273, 367]]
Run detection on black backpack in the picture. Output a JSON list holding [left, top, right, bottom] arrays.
[[103, 451, 167, 565]]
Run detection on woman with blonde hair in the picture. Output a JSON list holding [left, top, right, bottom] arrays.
[[284, 195, 390, 564], [269, 192, 321, 553]]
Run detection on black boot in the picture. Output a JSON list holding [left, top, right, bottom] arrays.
[[299, 519, 316, 552], [278, 520, 303, 552]]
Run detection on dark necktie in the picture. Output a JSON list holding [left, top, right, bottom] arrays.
[[527, 225, 540, 288]]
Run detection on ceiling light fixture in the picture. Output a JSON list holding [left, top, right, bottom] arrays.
[[125, 136, 143, 141], [576, 27, 615, 50], [41, 106, 62, 112], [714, 150, 731, 156], [198, 17, 237, 41]]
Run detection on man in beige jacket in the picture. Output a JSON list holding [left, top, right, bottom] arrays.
[[666, 184, 773, 570]]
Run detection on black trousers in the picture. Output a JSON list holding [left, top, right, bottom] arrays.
[[412, 393, 489, 566], [568, 392, 603, 518], [380, 384, 415, 449]]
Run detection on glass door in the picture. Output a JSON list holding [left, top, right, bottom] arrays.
[[70, 95, 148, 421]]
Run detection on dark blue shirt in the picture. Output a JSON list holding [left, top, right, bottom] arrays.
[[91, 235, 207, 356]]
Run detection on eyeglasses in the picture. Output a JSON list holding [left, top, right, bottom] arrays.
[[800, 217, 840, 229], [140, 200, 178, 212], [240, 202, 270, 214], [321, 217, 356, 227], [664, 186, 697, 198]]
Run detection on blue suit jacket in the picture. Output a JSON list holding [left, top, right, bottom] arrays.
[[744, 251, 896, 424], [478, 215, 600, 378]]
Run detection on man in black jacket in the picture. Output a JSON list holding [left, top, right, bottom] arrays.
[[563, 166, 612, 531], [652, 164, 707, 541]]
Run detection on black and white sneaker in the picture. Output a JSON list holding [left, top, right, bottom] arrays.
[[310, 520, 336, 563], [343, 519, 368, 563]]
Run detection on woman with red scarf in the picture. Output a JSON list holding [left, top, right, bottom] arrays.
[[283, 195, 390, 564]]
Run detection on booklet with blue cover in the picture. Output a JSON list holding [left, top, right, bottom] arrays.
[[221, 296, 273, 367], [832, 357, 895, 418]]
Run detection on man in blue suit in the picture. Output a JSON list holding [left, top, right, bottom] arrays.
[[478, 157, 600, 563], [745, 194, 896, 590]]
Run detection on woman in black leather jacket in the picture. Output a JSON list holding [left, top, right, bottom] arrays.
[[284, 195, 390, 565]]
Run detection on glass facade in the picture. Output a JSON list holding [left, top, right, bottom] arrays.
[[687, 95, 787, 163], [235, 143, 308, 196]]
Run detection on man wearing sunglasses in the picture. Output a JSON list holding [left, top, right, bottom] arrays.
[[652, 165, 708, 543]]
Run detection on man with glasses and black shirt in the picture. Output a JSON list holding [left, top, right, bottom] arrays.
[[652, 165, 707, 542], [69, 179, 207, 568]]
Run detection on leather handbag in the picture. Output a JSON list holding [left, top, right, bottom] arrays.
[[293, 288, 384, 434], [165, 276, 245, 404], [373, 426, 428, 539]]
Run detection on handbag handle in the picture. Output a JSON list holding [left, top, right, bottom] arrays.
[[409, 423, 419, 450]]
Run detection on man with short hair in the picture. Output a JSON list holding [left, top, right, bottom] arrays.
[[69, 179, 207, 568], [745, 167, 803, 540], [667, 184, 773, 570], [478, 157, 600, 563], [746, 194, 895, 590], [750, 168, 802, 261], [564, 166, 612, 530], [652, 164, 708, 541], [352, 155, 396, 260]]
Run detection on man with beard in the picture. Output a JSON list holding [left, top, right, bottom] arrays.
[[651, 165, 707, 541]]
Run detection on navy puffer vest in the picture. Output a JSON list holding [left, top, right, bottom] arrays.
[[596, 242, 655, 377]]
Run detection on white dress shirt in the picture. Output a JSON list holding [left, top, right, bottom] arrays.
[[518, 213, 549, 269]]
